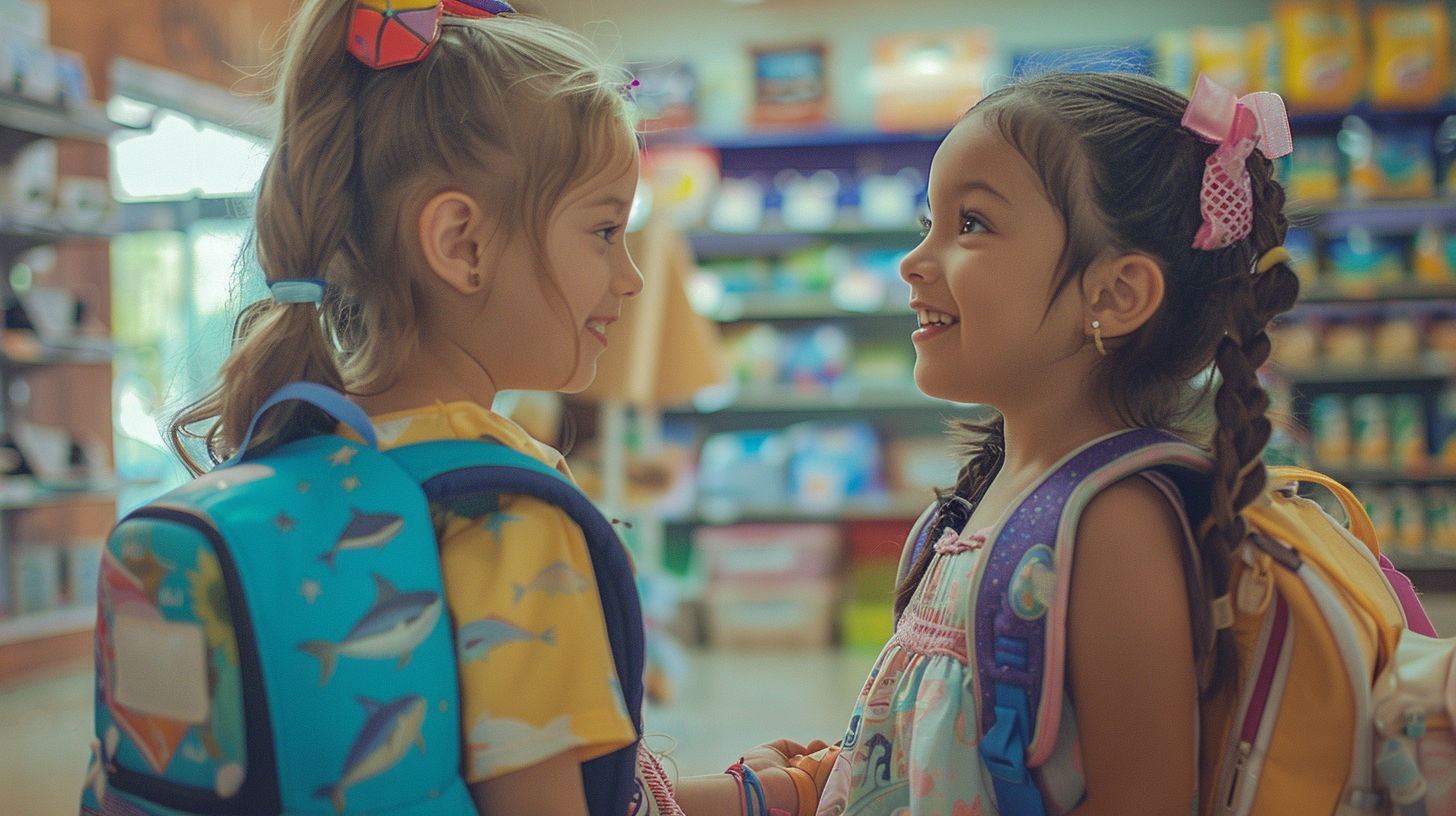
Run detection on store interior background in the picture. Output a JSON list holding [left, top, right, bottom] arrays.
[[6, 0, 1456, 812]]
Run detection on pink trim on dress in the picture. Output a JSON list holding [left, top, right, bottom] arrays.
[[894, 608, 970, 663]]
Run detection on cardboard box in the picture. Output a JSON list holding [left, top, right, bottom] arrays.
[[872, 29, 995, 133], [705, 581, 836, 649], [694, 522, 839, 586]]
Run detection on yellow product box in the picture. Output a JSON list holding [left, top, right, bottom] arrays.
[[1274, 0, 1367, 111], [1192, 27, 1253, 96], [871, 28, 996, 133], [1369, 2, 1450, 109], [1246, 22, 1281, 93]]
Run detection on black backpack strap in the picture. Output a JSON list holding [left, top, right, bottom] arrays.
[[385, 440, 645, 816]]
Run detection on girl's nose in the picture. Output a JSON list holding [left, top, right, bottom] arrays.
[[900, 243, 938, 285]]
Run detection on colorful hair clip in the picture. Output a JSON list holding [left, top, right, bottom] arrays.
[[348, 0, 514, 70]]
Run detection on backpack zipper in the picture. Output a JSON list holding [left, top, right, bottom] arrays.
[[1217, 591, 1293, 815]]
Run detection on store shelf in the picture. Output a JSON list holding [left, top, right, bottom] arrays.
[[645, 127, 947, 150], [0, 89, 116, 143], [1308, 467, 1456, 485], [0, 219, 114, 257], [1276, 364, 1450, 384], [669, 384, 970, 414], [0, 477, 127, 509], [0, 331, 115, 366], [706, 291, 913, 322], [689, 225, 921, 257], [0, 604, 93, 647], [1383, 552, 1456, 571], [1298, 281, 1456, 303], [1292, 197, 1456, 235], [672, 491, 934, 526]]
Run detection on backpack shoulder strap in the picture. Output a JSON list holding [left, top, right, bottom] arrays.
[[974, 428, 1211, 815], [385, 439, 645, 816]]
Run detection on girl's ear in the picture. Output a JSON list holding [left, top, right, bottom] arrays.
[[1083, 251, 1166, 342], [418, 190, 493, 295]]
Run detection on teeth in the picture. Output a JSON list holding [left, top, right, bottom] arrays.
[[587, 319, 608, 333], [918, 310, 958, 327]]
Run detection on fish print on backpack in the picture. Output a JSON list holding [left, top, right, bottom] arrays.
[[314, 694, 428, 814], [297, 573, 443, 685], [319, 509, 406, 570]]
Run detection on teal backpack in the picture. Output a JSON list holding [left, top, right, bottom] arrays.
[[79, 383, 645, 816]]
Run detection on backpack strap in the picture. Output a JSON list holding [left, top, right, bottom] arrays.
[[974, 428, 1212, 815], [385, 440, 645, 816], [226, 382, 379, 466]]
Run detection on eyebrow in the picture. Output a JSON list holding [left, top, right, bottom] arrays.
[[583, 194, 633, 212], [956, 180, 1012, 208]]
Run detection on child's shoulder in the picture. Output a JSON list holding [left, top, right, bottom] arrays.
[[352, 400, 570, 475]]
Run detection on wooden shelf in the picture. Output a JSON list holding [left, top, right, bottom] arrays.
[[0, 332, 115, 366], [0, 605, 93, 647], [0, 90, 116, 143]]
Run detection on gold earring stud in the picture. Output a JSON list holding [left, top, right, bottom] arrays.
[[1091, 320, 1107, 357]]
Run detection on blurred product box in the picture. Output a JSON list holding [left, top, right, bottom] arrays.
[[694, 522, 839, 586], [705, 581, 836, 649], [1274, 0, 1366, 112], [10, 541, 59, 615], [839, 598, 895, 652], [65, 539, 103, 607], [697, 429, 790, 515], [846, 519, 917, 564], [1368, 2, 1450, 110], [1, 137, 56, 224], [870, 28, 995, 133], [786, 420, 882, 513]]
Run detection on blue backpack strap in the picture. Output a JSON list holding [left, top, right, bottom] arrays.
[[226, 382, 378, 466], [974, 428, 1210, 814], [385, 440, 645, 816]]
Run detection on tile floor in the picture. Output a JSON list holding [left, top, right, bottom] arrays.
[[0, 648, 877, 816], [7, 595, 1456, 816]]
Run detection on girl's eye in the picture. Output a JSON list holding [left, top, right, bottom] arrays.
[[595, 225, 622, 244], [960, 211, 987, 235], [918, 215, 932, 237]]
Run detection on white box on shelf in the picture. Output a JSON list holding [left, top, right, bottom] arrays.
[[65, 539, 103, 607], [704, 581, 837, 649], [694, 522, 840, 586], [10, 541, 60, 615], [4, 137, 56, 223], [56, 177, 109, 232], [0, 0, 47, 47]]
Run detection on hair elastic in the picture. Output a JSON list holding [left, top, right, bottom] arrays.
[[268, 278, 328, 305], [1254, 246, 1292, 275]]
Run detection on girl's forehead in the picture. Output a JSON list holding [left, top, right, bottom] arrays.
[[928, 114, 1048, 203]]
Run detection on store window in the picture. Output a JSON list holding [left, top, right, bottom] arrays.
[[108, 98, 269, 512]]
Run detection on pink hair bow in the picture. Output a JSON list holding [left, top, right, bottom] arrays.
[[1180, 74, 1293, 250]]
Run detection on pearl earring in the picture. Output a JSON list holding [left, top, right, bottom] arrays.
[[1091, 320, 1107, 357]]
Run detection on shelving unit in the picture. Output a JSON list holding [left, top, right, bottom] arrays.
[[0, 86, 120, 681]]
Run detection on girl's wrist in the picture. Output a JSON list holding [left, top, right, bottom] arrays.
[[755, 766, 799, 816]]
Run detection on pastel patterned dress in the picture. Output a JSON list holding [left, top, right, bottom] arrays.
[[816, 520, 1084, 816]]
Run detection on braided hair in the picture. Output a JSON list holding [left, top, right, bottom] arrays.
[[893, 73, 1300, 697]]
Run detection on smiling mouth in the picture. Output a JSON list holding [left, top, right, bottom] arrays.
[[917, 310, 959, 329]]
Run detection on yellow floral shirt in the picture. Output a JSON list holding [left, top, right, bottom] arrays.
[[354, 401, 637, 783]]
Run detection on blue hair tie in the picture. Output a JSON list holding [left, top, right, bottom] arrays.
[[268, 278, 327, 305]]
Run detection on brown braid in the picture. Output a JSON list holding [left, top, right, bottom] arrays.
[[893, 415, 1004, 619], [1194, 155, 1300, 693]]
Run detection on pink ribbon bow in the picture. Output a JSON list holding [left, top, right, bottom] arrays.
[[1180, 74, 1293, 250]]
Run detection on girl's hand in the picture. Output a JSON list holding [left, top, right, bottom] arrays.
[[740, 738, 829, 773]]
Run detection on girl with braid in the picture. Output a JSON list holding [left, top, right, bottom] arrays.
[[808, 72, 1305, 816]]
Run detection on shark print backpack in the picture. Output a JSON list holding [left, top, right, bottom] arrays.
[[79, 383, 644, 816]]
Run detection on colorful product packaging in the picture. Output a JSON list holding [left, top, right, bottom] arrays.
[[1389, 394, 1431, 472], [1286, 135, 1343, 201], [871, 28, 996, 133], [1274, 0, 1367, 111], [1414, 223, 1456, 283], [1373, 126, 1438, 199], [1393, 485, 1429, 554], [1352, 393, 1392, 469], [1312, 394, 1353, 466], [1192, 27, 1253, 96], [1246, 22, 1281, 93], [1327, 227, 1405, 293], [1369, 2, 1451, 109]]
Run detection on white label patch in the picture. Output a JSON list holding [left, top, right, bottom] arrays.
[[113, 613, 210, 723]]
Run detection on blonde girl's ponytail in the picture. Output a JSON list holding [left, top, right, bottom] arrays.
[[170, 0, 360, 474]]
